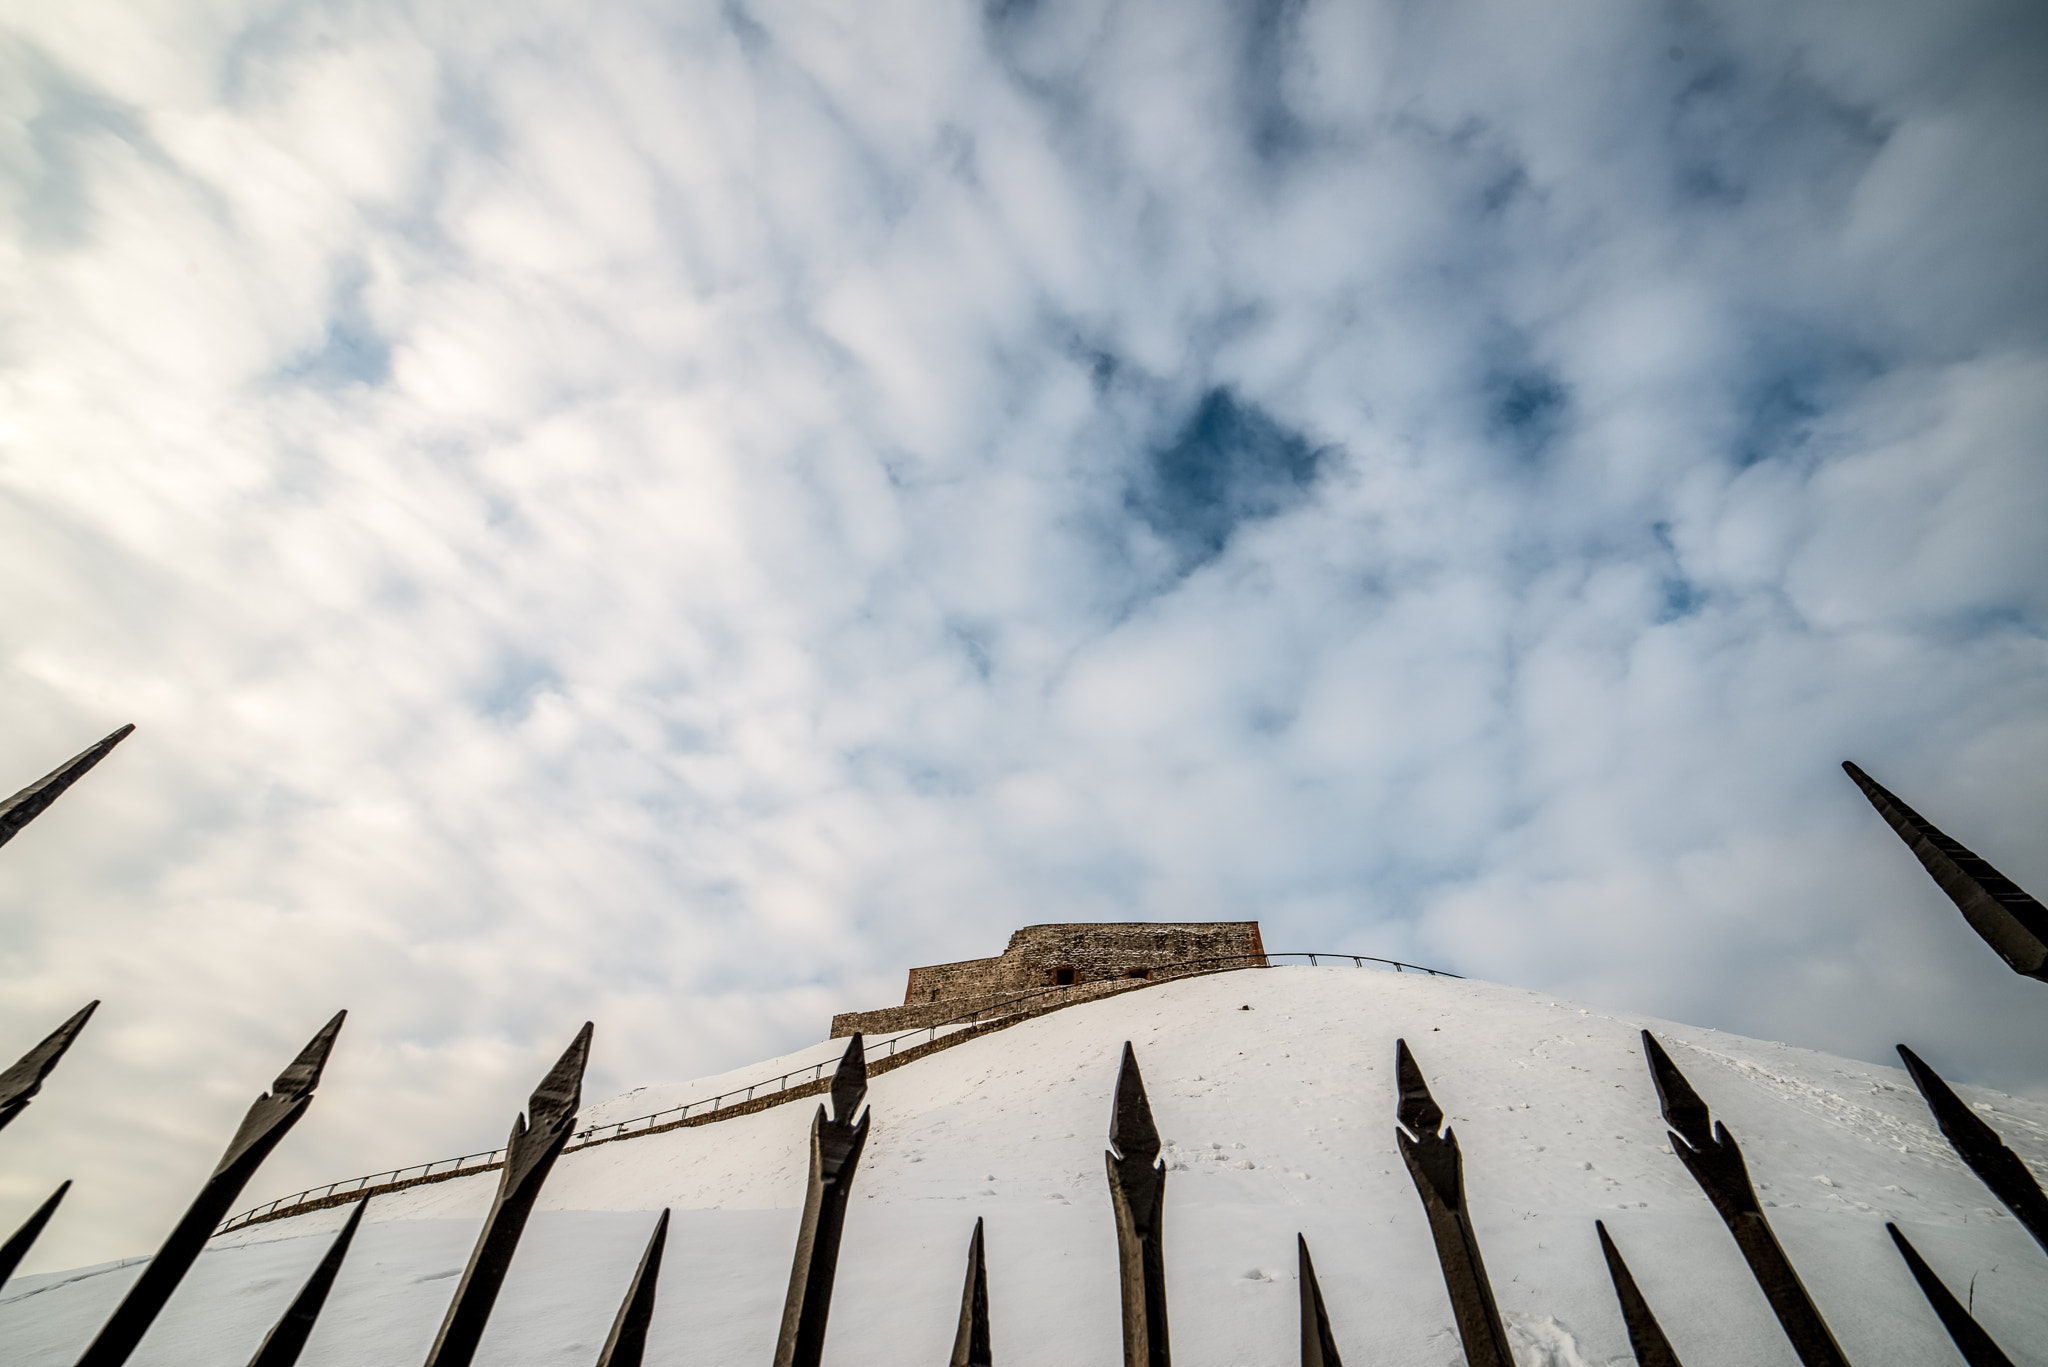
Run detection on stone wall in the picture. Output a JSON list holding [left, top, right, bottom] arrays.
[[830, 921, 1264, 1037]]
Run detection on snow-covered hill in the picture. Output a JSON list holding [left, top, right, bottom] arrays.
[[3, 967, 2043, 1366]]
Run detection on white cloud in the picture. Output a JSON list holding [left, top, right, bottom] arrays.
[[1, 0, 2045, 1274]]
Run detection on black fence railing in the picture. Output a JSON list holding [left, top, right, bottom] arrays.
[[212, 951, 1456, 1235]]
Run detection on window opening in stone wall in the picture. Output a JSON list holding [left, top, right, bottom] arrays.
[[1126, 968, 1151, 979], [1053, 967, 1077, 986]]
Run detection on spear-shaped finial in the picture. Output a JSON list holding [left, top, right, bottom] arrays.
[[1639, 1032, 1713, 1153], [1296, 1235, 1344, 1367], [830, 1033, 867, 1126], [1843, 761, 2048, 981], [949, 1217, 993, 1367], [1594, 1221, 1684, 1367], [1895, 1045, 2048, 1254], [1392, 1040, 1511, 1367], [0, 1181, 70, 1289], [0, 1000, 99, 1134], [1105, 1042, 1169, 1367], [424, 1022, 594, 1367], [77, 1010, 347, 1367], [0, 724, 134, 851], [1640, 1031, 1849, 1367], [594, 1208, 671, 1367], [245, 1197, 370, 1367], [1110, 1041, 1161, 1168], [1884, 1224, 2016, 1367], [773, 1033, 873, 1367]]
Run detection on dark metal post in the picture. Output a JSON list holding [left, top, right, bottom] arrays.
[[245, 1197, 369, 1367], [1296, 1235, 1343, 1367], [1884, 1224, 2015, 1367], [0, 1000, 98, 1134], [773, 1033, 871, 1367], [1392, 1040, 1512, 1367], [1105, 1041, 1169, 1367], [1594, 1221, 1684, 1367], [423, 1021, 593, 1367], [949, 1217, 992, 1367], [594, 1208, 670, 1367], [1895, 1045, 2048, 1255], [0, 723, 134, 851], [76, 1011, 346, 1367], [0, 1180, 70, 1288], [1843, 761, 2048, 980], [1640, 1031, 1849, 1367]]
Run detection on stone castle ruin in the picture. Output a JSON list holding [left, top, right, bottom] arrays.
[[829, 920, 1268, 1037]]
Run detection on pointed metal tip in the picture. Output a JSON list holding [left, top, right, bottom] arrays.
[[1894, 1043, 2020, 1181], [1843, 762, 2048, 981], [0, 724, 139, 851], [1, 999, 106, 1117], [1640, 1032, 1714, 1151], [831, 1032, 868, 1124], [530, 1022, 594, 1128], [1595, 1220, 1686, 1367], [0, 1180, 75, 1289], [1297, 1232, 1344, 1367], [950, 1214, 993, 1367], [1394, 1038, 1444, 1140], [1109, 1041, 1160, 1165], [1894, 1044, 1973, 1129], [272, 1010, 347, 1102], [1886, 1222, 2019, 1367], [592, 1204, 672, 1367]]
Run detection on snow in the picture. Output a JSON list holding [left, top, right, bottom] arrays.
[[3, 967, 2043, 1366]]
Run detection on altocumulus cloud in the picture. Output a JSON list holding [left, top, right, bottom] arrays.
[[2, 0, 2045, 1269]]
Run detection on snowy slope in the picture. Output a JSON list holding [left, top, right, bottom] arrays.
[[2, 967, 2043, 1367]]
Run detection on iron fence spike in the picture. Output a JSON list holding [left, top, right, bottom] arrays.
[[76, 1011, 347, 1367], [0, 723, 134, 852], [0, 1180, 70, 1289], [949, 1217, 993, 1367], [1638, 1031, 1713, 1153], [1110, 1041, 1161, 1168], [245, 1197, 369, 1367], [1105, 1042, 1169, 1367], [1884, 1223, 2016, 1367], [1595, 1221, 1684, 1367], [1296, 1235, 1344, 1367], [423, 1022, 593, 1367], [774, 1037, 873, 1367], [831, 1032, 868, 1124], [1894, 1045, 2048, 1255], [1392, 1040, 1512, 1367], [1639, 1032, 1850, 1367], [1843, 761, 2048, 981], [1393, 1038, 1444, 1142], [594, 1208, 670, 1367], [0, 1000, 99, 1134]]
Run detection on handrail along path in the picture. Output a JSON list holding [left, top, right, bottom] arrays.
[[214, 951, 1456, 1236]]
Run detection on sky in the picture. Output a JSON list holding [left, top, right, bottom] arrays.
[[2, 0, 2045, 1274]]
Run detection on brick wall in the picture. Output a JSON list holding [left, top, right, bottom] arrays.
[[830, 921, 1264, 1037]]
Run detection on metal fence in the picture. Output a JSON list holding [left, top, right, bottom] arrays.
[[213, 950, 1455, 1235]]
